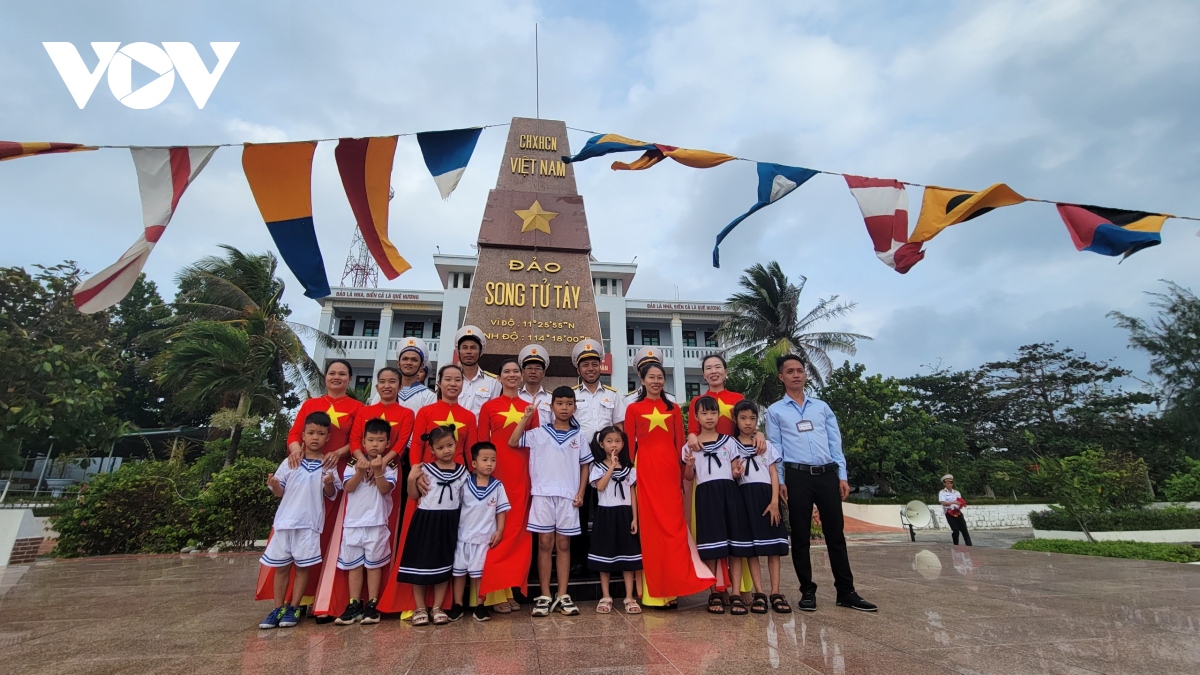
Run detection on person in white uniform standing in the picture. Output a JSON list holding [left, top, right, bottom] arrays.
[[455, 325, 501, 415], [395, 337, 436, 414], [517, 344, 554, 421], [571, 339, 626, 442]]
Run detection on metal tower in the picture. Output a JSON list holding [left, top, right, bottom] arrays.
[[341, 227, 379, 288]]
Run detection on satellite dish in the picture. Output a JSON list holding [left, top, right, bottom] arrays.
[[899, 500, 933, 541], [904, 500, 932, 528]]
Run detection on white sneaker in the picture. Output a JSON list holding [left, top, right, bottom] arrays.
[[531, 595, 552, 617], [552, 594, 580, 616]]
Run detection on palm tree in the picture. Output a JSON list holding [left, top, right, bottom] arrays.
[[717, 261, 870, 388], [154, 321, 280, 467], [170, 245, 341, 399]]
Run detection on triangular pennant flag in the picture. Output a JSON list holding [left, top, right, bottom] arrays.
[[844, 175, 925, 274], [1057, 204, 1169, 259], [561, 133, 657, 164], [335, 136, 410, 279], [910, 183, 1026, 243], [416, 127, 482, 199], [242, 142, 331, 299], [713, 163, 817, 267], [561, 133, 735, 171], [73, 146, 217, 313], [1, 141, 96, 162]]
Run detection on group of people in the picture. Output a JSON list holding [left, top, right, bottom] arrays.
[[255, 326, 879, 629]]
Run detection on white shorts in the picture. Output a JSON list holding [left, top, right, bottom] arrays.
[[452, 540, 489, 578], [527, 495, 580, 536], [260, 528, 322, 568], [337, 525, 392, 570]]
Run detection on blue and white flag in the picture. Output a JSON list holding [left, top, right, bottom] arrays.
[[416, 127, 482, 200], [713, 163, 818, 267]]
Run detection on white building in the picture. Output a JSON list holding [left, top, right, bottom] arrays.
[[313, 253, 733, 399]]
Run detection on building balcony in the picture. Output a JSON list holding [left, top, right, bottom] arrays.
[[331, 337, 441, 362], [625, 345, 724, 370]]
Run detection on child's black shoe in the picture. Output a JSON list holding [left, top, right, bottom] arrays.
[[334, 599, 364, 625], [446, 603, 465, 622]]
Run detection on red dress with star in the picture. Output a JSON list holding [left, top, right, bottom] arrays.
[[625, 398, 713, 601], [256, 394, 363, 605], [687, 388, 745, 437], [477, 394, 538, 598], [378, 399, 476, 613], [312, 400, 414, 617]]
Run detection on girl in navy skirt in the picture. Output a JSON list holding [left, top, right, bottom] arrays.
[[732, 400, 792, 614], [587, 425, 642, 615], [684, 395, 755, 615], [397, 425, 469, 626]]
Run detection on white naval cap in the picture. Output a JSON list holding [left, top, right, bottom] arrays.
[[518, 343, 549, 368], [633, 345, 663, 370], [396, 336, 429, 365], [454, 325, 486, 350], [571, 339, 604, 367]]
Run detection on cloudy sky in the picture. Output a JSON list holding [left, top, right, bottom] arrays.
[[3, 0, 1198, 383]]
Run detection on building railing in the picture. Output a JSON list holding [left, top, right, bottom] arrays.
[[388, 338, 440, 359], [627, 346, 674, 360], [625, 345, 726, 366], [682, 346, 724, 360], [332, 337, 378, 352]]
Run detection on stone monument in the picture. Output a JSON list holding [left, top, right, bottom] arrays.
[[462, 117, 602, 385]]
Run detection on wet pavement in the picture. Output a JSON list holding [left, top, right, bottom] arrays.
[[0, 540, 1197, 674]]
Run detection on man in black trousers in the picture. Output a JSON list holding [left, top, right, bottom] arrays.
[[766, 354, 877, 612]]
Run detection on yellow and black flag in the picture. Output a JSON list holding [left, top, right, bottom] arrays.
[[910, 183, 1027, 243]]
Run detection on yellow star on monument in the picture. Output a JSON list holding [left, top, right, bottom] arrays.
[[325, 404, 349, 429], [718, 398, 735, 420], [642, 406, 671, 433], [435, 410, 467, 439], [497, 403, 526, 428], [515, 199, 557, 234]]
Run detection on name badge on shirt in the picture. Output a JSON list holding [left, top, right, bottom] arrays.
[[796, 420, 814, 432]]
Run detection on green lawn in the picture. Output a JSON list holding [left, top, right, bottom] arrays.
[[1013, 538, 1200, 563]]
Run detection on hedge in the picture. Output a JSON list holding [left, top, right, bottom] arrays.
[[848, 496, 1049, 506], [1029, 506, 1200, 532], [1013, 539, 1200, 564]]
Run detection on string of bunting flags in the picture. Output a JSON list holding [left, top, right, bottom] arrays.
[[0, 127, 493, 312], [560, 131, 1198, 271], [3, 124, 1197, 315]]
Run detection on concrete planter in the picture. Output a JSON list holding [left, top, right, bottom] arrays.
[[1033, 528, 1200, 543]]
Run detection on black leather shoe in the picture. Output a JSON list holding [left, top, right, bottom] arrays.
[[835, 593, 877, 612], [798, 590, 817, 612]]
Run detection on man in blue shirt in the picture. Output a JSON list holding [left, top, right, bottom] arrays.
[[766, 354, 876, 613]]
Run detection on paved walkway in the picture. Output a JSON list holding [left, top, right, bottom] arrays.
[[1, 540, 1197, 674]]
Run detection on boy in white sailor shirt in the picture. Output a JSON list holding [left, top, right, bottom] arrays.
[[571, 339, 626, 442], [455, 326, 502, 415], [334, 418, 398, 625], [510, 386, 591, 618], [259, 412, 341, 629], [449, 442, 510, 622], [396, 337, 437, 413]]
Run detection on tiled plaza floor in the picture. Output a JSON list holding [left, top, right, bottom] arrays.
[[1, 541, 1198, 674]]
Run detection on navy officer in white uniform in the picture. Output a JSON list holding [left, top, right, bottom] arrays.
[[571, 339, 625, 442], [517, 344, 554, 421], [455, 325, 501, 415]]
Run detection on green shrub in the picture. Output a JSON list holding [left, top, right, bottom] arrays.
[[194, 457, 279, 549], [1030, 506, 1200, 532], [1013, 538, 1200, 563], [52, 461, 196, 557], [1162, 458, 1200, 502]]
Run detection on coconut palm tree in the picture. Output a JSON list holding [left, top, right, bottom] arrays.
[[170, 245, 341, 399], [717, 261, 870, 388], [154, 321, 280, 467]]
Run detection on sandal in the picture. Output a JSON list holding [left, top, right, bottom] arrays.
[[770, 594, 792, 614], [411, 608, 429, 626], [750, 593, 769, 614], [431, 607, 450, 625], [492, 601, 513, 614], [623, 598, 641, 614], [707, 593, 726, 615], [596, 597, 613, 614], [729, 596, 748, 616]]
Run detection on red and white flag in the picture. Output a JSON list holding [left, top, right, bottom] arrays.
[[844, 175, 924, 274], [74, 146, 217, 313]]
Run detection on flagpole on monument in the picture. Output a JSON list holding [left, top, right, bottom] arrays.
[[535, 22, 540, 119]]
